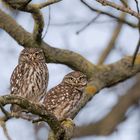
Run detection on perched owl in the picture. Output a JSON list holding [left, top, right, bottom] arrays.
[[10, 48, 49, 114], [43, 71, 87, 121]]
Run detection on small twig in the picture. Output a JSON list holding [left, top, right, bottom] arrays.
[[42, 6, 51, 39], [0, 105, 12, 140], [132, 0, 140, 66], [76, 13, 101, 34], [81, 0, 137, 28], [0, 104, 10, 119], [0, 122, 12, 140], [120, 0, 129, 7], [96, 0, 140, 19], [36, 0, 62, 9]]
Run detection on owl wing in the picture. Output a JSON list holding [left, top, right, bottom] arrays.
[[10, 64, 25, 95], [43, 84, 71, 110], [44, 84, 83, 121]]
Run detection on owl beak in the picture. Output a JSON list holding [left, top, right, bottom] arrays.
[[30, 56, 34, 61]]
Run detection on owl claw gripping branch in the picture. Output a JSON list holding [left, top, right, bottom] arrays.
[[10, 48, 49, 116]]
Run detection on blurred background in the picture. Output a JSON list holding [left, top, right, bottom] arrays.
[[0, 0, 140, 140]]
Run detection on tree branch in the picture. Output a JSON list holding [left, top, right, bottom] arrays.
[[96, 0, 140, 19], [68, 55, 140, 120], [0, 9, 96, 78], [1, 54, 140, 139], [74, 76, 140, 137], [1, 0, 62, 42], [81, 0, 137, 28], [36, 0, 62, 9], [0, 95, 65, 139]]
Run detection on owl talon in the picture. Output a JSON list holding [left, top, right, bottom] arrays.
[[61, 118, 75, 127]]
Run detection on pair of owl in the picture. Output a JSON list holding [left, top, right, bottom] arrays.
[[10, 48, 88, 121]]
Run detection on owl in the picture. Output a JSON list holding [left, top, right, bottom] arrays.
[[10, 47, 49, 114], [43, 71, 87, 121]]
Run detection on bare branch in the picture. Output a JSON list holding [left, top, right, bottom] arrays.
[[1, 0, 44, 42], [81, 0, 137, 28], [0, 54, 140, 139], [36, 0, 62, 9], [132, 0, 140, 66], [96, 0, 140, 19], [74, 76, 140, 137], [42, 6, 51, 39], [0, 9, 95, 78], [0, 95, 65, 139], [76, 13, 101, 34], [68, 54, 140, 120], [0, 122, 12, 140], [120, 0, 129, 7]]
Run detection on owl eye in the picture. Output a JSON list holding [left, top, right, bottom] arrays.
[[79, 77, 85, 81], [34, 52, 40, 56], [69, 77, 73, 81]]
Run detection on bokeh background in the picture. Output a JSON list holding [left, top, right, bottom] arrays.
[[0, 0, 140, 140]]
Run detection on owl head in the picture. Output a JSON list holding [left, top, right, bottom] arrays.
[[19, 48, 46, 63], [62, 71, 88, 87]]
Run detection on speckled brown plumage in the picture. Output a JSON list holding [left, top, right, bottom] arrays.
[[10, 48, 49, 113], [43, 71, 87, 121]]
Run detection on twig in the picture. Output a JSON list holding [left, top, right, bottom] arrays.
[[42, 6, 51, 39], [74, 76, 140, 137], [0, 122, 12, 140], [120, 0, 129, 7], [96, 0, 140, 19], [0, 104, 11, 119], [76, 13, 101, 34], [132, 0, 140, 66], [36, 0, 62, 9], [81, 0, 137, 28], [0, 105, 12, 140]]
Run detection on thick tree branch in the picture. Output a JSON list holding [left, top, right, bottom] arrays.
[[74, 76, 140, 137], [1, 0, 62, 42], [1, 55, 140, 139], [1, 1, 140, 139], [0, 95, 65, 139], [0, 9, 96, 78], [68, 55, 140, 120], [1, 5, 140, 119]]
